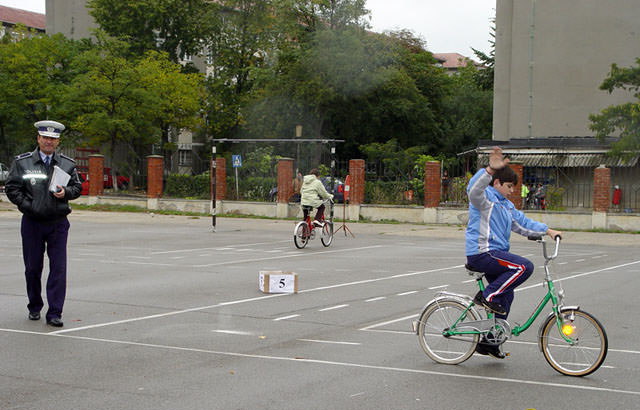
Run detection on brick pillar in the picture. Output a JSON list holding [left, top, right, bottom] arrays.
[[348, 159, 365, 205], [147, 155, 164, 199], [593, 165, 611, 212], [424, 161, 440, 208], [509, 162, 524, 209], [277, 158, 294, 203], [88, 154, 104, 196], [215, 157, 226, 200]]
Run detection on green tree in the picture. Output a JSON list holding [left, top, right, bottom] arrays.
[[62, 33, 203, 177], [88, 0, 214, 63], [0, 31, 82, 162], [203, 0, 283, 139], [589, 58, 640, 158], [244, 27, 450, 160], [137, 52, 204, 164], [441, 63, 493, 155]]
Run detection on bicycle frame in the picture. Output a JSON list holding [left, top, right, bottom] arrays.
[[442, 237, 577, 344]]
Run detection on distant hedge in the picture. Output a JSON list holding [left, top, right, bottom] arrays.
[[165, 173, 276, 201]]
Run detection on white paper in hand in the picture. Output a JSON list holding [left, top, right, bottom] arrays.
[[49, 165, 71, 193]]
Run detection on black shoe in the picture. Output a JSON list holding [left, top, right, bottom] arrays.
[[475, 342, 507, 359], [46, 318, 64, 327], [28, 312, 41, 321], [473, 291, 507, 315]]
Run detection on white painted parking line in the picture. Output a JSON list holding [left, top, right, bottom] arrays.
[[361, 314, 418, 331], [150, 240, 290, 255], [575, 259, 586, 262], [273, 314, 300, 321], [212, 330, 254, 336], [365, 297, 386, 302], [9, 330, 637, 397], [298, 339, 361, 346], [319, 304, 349, 312], [397, 291, 418, 296], [193, 245, 384, 268], [49, 262, 464, 334], [428, 284, 448, 290]]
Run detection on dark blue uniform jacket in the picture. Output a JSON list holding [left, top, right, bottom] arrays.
[[6, 149, 82, 222]]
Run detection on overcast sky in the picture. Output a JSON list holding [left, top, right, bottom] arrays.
[[1, 0, 495, 56]]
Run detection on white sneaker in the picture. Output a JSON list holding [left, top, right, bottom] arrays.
[[313, 220, 325, 228]]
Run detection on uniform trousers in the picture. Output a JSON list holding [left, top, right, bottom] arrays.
[[21, 215, 70, 321], [466, 250, 534, 319]]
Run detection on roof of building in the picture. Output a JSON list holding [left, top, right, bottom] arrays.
[[0, 5, 45, 30], [432, 53, 478, 69], [466, 137, 638, 167]]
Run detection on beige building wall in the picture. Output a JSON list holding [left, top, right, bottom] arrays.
[[45, 0, 96, 39], [493, 0, 640, 141]]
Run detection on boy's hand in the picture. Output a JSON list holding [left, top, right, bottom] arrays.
[[486, 146, 510, 174], [547, 228, 562, 240]]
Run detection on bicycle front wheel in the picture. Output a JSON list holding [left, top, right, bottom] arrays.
[[293, 222, 309, 249], [417, 299, 480, 365], [320, 222, 333, 247], [540, 308, 608, 376]]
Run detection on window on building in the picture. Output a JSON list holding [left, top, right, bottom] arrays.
[[178, 149, 192, 166]]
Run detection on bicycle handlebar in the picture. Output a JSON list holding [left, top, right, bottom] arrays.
[[527, 235, 561, 260], [542, 235, 561, 261]]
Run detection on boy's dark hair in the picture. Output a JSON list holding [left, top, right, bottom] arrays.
[[491, 166, 518, 186], [310, 168, 319, 176]]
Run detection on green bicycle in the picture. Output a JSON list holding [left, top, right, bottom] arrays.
[[413, 236, 608, 376]]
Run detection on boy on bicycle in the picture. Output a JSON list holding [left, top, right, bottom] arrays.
[[300, 168, 333, 227], [466, 147, 562, 358]]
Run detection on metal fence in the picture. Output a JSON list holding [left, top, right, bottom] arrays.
[[444, 162, 640, 212]]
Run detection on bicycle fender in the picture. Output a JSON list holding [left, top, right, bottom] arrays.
[[537, 305, 580, 352]]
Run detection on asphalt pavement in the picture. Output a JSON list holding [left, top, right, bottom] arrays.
[[1, 208, 639, 410]]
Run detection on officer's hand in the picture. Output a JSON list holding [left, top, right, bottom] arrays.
[[53, 186, 65, 199]]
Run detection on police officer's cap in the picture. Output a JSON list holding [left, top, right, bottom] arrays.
[[34, 120, 65, 138]]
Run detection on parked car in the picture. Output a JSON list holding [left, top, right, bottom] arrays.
[[103, 168, 130, 190], [78, 169, 129, 195], [320, 176, 345, 203], [78, 172, 89, 195], [0, 162, 9, 184]]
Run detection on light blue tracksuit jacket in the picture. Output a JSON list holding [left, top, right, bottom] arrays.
[[465, 169, 548, 256]]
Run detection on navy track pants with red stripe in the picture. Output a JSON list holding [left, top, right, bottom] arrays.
[[466, 250, 534, 319]]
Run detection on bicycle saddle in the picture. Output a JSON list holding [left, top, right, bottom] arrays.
[[465, 264, 486, 279]]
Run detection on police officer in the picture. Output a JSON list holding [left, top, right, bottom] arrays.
[[6, 120, 82, 327]]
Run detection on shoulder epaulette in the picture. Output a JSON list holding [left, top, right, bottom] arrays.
[[59, 153, 76, 163], [15, 152, 31, 160]]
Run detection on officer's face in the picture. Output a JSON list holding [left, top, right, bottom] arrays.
[[37, 135, 60, 155]]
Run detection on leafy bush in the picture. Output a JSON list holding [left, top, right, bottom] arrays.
[[226, 176, 276, 201], [165, 173, 211, 199], [545, 185, 566, 211], [364, 180, 423, 204]]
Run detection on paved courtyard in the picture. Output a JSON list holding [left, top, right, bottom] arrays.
[[1, 208, 639, 410]]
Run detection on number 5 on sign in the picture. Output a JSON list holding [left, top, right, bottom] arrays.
[[259, 271, 298, 293]]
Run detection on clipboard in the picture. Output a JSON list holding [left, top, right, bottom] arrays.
[[49, 165, 71, 192]]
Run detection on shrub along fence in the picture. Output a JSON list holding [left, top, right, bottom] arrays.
[[88, 154, 639, 215]]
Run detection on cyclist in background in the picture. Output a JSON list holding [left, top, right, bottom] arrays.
[[300, 168, 333, 228], [465, 147, 562, 359]]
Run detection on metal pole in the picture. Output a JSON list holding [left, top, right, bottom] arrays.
[[330, 145, 335, 223], [211, 145, 216, 232], [235, 167, 239, 200]]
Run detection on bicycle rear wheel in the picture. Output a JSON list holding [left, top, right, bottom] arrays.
[[417, 299, 480, 364], [293, 221, 309, 249], [320, 222, 333, 247], [540, 308, 608, 376]]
